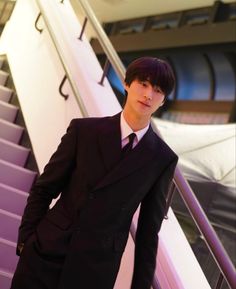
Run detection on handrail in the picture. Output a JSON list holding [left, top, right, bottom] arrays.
[[76, 1, 236, 288], [35, 0, 89, 118], [174, 168, 236, 289], [76, 0, 126, 86]]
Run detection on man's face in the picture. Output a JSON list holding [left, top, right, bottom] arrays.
[[124, 79, 165, 119]]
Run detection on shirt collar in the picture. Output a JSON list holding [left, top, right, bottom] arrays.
[[120, 112, 150, 143]]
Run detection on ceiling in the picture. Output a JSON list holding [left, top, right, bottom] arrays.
[[70, 0, 234, 39], [84, 0, 234, 22]]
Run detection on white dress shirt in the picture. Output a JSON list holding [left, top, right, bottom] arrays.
[[120, 112, 150, 149]]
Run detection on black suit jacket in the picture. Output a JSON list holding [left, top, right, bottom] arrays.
[[16, 112, 178, 289]]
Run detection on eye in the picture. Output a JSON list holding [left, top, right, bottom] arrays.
[[154, 86, 163, 94]]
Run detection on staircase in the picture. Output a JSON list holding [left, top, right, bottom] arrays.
[[0, 56, 38, 288]]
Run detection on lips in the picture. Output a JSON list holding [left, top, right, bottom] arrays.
[[138, 101, 151, 107]]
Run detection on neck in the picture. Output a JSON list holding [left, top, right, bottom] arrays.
[[123, 109, 150, 131]]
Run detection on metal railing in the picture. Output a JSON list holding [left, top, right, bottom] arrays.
[[35, 0, 236, 288], [35, 0, 89, 117]]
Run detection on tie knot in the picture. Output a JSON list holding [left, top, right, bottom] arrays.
[[128, 133, 136, 143], [121, 133, 136, 157]]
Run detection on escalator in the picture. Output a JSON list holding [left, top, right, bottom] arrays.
[[0, 56, 38, 288]]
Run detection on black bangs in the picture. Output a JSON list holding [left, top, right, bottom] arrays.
[[124, 57, 175, 96]]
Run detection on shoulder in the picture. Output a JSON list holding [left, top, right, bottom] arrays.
[[69, 115, 112, 128], [68, 113, 120, 134], [151, 129, 178, 163]]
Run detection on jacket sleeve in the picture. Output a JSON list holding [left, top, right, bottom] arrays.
[[131, 156, 178, 289], [17, 119, 78, 254]]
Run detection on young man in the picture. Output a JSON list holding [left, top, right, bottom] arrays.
[[11, 57, 178, 289]]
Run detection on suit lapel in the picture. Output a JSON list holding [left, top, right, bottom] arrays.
[[93, 122, 161, 193], [98, 112, 122, 172]]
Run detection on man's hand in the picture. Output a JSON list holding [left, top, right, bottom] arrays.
[[17, 243, 24, 256]]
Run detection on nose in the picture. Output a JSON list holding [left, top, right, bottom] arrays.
[[144, 95, 152, 101], [144, 89, 153, 101]]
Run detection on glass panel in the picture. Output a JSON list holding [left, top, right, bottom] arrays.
[[207, 52, 236, 101], [184, 9, 210, 26], [185, 13, 209, 25], [172, 185, 233, 289], [229, 3, 236, 20], [116, 20, 145, 35], [150, 17, 179, 30], [169, 53, 211, 100]]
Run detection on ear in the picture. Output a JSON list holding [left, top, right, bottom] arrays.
[[159, 97, 166, 107], [124, 81, 129, 90]]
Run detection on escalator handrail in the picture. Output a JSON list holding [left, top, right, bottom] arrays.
[[77, 0, 126, 84]]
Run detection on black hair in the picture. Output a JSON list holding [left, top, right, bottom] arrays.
[[124, 57, 175, 97]]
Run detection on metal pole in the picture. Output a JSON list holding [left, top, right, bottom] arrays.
[[174, 167, 236, 289], [215, 272, 224, 289], [98, 58, 110, 86], [78, 0, 126, 83], [78, 17, 88, 40]]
